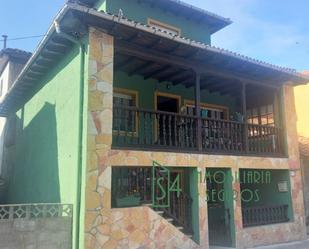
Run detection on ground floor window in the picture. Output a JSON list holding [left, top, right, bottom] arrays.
[[111, 167, 152, 208], [113, 88, 138, 134], [240, 169, 293, 227]]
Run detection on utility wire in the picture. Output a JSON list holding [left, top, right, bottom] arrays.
[[0, 34, 46, 42]]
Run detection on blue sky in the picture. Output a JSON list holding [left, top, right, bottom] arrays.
[[0, 0, 308, 71]]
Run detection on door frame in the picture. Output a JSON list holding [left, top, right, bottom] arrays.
[[154, 91, 181, 112], [206, 168, 236, 248], [154, 91, 181, 142]]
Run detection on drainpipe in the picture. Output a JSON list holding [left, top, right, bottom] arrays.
[[55, 21, 85, 249]]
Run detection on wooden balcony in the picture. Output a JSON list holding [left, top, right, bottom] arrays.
[[112, 106, 284, 157]]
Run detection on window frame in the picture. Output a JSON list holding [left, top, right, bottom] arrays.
[[113, 88, 139, 136], [148, 18, 182, 36], [184, 100, 229, 120], [247, 104, 275, 127]]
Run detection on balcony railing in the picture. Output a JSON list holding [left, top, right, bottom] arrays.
[[113, 106, 284, 157], [242, 204, 289, 227]]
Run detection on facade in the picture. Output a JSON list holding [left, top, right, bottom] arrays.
[[0, 1, 308, 249], [295, 71, 309, 222], [0, 49, 31, 202]]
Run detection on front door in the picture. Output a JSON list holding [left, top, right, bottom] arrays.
[[156, 93, 179, 146], [206, 168, 235, 248]]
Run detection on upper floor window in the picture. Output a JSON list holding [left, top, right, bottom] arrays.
[[148, 18, 181, 36], [247, 104, 274, 126], [113, 88, 138, 133], [184, 101, 228, 120]]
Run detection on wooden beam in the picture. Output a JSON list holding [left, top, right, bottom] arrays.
[[50, 39, 70, 48], [115, 39, 279, 89], [128, 61, 154, 76], [201, 78, 224, 90], [165, 43, 182, 53], [158, 70, 184, 83], [32, 63, 48, 71], [173, 74, 193, 86], [195, 71, 202, 151], [208, 82, 237, 93], [144, 65, 172, 80], [115, 57, 135, 70], [219, 85, 241, 95]]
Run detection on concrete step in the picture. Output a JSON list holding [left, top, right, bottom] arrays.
[[165, 218, 173, 222], [155, 210, 164, 215], [142, 203, 152, 207]]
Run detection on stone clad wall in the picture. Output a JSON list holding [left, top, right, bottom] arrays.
[[85, 27, 205, 249], [236, 85, 306, 248], [84, 27, 306, 248]]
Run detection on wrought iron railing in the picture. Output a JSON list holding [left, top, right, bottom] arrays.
[[163, 191, 193, 234], [242, 204, 289, 227], [113, 106, 284, 156], [153, 166, 193, 234]]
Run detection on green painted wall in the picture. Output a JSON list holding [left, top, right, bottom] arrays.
[[95, 0, 212, 44], [114, 71, 237, 112], [5, 40, 89, 249], [240, 169, 294, 220], [189, 168, 200, 244]]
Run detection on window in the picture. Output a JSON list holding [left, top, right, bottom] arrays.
[[247, 104, 274, 126], [111, 167, 152, 208], [113, 88, 138, 133], [0, 79, 3, 97], [148, 18, 181, 36], [184, 101, 228, 120]]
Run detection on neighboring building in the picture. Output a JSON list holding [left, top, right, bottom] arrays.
[[0, 48, 31, 200], [0, 1, 308, 249], [295, 71, 309, 222]]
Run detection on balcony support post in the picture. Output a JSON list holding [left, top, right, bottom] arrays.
[[195, 71, 202, 151], [242, 82, 249, 152]]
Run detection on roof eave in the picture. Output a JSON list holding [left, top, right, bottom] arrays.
[[73, 0, 232, 34]]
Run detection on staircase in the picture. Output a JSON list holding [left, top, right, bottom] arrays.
[[120, 166, 194, 238], [143, 191, 194, 238]]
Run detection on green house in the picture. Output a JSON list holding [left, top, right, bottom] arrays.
[[0, 0, 308, 248]]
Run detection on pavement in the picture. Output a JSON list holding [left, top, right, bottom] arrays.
[[209, 238, 309, 249], [249, 238, 309, 249]]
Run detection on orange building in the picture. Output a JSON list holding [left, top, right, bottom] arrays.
[[295, 71, 309, 222]]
